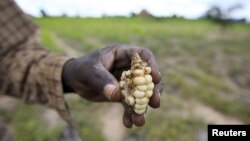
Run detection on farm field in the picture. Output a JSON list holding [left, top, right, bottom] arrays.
[[1, 17, 249, 141]]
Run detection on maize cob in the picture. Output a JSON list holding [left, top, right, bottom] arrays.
[[120, 53, 154, 114]]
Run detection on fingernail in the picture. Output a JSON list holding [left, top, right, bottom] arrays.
[[104, 84, 117, 100]]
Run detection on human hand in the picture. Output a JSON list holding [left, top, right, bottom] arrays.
[[62, 44, 162, 127]]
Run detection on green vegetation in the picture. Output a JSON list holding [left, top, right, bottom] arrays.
[[1, 17, 249, 141], [40, 29, 64, 53], [0, 103, 62, 141], [11, 105, 61, 141]]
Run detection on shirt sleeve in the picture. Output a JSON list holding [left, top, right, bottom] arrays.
[[0, 0, 74, 126]]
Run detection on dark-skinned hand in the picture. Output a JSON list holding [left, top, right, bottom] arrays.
[[62, 44, 162, 128]]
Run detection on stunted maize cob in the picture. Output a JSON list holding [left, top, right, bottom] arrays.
[[120, 53, 154, 115]]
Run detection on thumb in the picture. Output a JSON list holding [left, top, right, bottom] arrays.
[[103, 84, 122, 102], [91, 64, 122, 102]]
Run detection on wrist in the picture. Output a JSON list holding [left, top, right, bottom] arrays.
[[62, 59, 75, 93]]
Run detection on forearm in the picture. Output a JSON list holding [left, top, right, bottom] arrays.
[[0, 41, 74, 125], [0, 41, 67, 105], [0, 0, 75, 126]]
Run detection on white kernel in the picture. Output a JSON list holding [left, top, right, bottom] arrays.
[[133, 90, 145, 98], [121, 90, 128, 97], [133, 77, 146, 85], [135, 97, 149, 104], [147, 82, 154, 90], [135, 85, 147, 91], [125, 70, 131, 76], [145, 90, 153, 97], [145, 75, 153, 84], [133, 69, 144, 76], [145, 67, 151, 74], [125, 96, 135, 105], [134, 108, 146, 114], [119, 81, 125, 88], [134, 104, 147, 109], [121, 72, 126, 79]]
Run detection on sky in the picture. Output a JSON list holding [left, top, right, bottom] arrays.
[[15, 0, 250, 20]]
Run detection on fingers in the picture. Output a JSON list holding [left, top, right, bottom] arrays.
[[114, 45, 161, 83], [122, 101, 145, 128], [122, 111, 145, 128], [123, 111, 133, 128], [131, 113, 145, 127], [138, 49, 161, 84]]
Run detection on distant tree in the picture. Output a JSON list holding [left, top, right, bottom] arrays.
[[204, 6, 223, 20], [170, 14, 184, 19], [203, 4, 245, 29], [227, 4, 243, 13], [102, 14, 107, 18], [61, 13, 68, 18], [172, 14, 178, 18], [130, 12, 136, 17], [40, 9, 48, 17]]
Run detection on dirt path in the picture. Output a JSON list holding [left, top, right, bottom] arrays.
[[182, 100, 243, 124], [0, 96, 17, 112], [101, 104, 126, 141]]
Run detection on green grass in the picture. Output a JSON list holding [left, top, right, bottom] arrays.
[[40, 29, 64, 53], [11, 105, 61, 141], [0, 103, 62, 141], [3, 17, 247, 140], [35, 18, 220, 52]]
